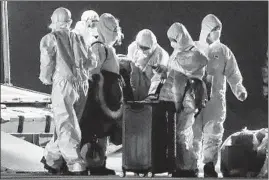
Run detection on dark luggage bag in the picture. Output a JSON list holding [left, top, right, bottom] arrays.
[[121, 100, 176, 177]]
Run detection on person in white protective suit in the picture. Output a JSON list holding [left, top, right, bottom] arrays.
[[73, 10, 99, 46], [192, 14, 248, 177], [158, 23, 208, 177], [127, 29, 169, 97], [79, 13, 124, 175], [39, 7, 97, 175]]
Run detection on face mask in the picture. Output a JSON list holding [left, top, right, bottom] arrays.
[[88, 27, 98, 34], [137, 43, 151, 56], [207, 29, 221, 44], [169, 37, 183, 50], [171, 42, 186, 52], [143, 49, 152, 56], [170, 41, 178, 49]]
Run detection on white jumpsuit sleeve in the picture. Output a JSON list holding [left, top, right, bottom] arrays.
[[159, 49, 169, 66], [86, 48, 98, 71], [127, 42, 136, 60], [39, 33, 56, 85], [224, 47, 247, 100]]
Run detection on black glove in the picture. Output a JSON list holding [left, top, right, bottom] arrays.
[[92, 74, 101, 82], [153, 64, 168, 74]]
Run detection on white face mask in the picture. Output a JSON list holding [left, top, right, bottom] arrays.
[[136, 49, 148, 60], [137, 43, 152, 56], [170, 41, 186, 52], [207, 30, 221, 44], [169, 36, 184, 50], [142, 49, 152, 56], [87, 27, 98, 37], [170, 41, 178, 49]]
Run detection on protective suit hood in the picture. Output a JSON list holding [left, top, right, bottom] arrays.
[[80, 10, 99, 38], [49, 7, 72, 31], [73, 20, 98, 46], [135, 29, 158, 53], [81, 10, 99, 22], [167, 23, 195, 51], [199, 14, 222, 44], [97, 13, 119, 46]]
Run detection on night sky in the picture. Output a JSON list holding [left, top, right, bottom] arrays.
[[1, 1, 268, 139]]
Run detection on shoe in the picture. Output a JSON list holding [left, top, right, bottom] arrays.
[[89, 167, 115, 175], [89, 156, 116, 175], [40, 156, 68, 175], [40, 157, 59, 175], [204, 162, 218, 177], [172, 169, 198, 177]]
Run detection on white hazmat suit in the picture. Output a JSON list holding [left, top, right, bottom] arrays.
[[127, 29, 169, 95], [73, 10, 99, 47], [160, 23, 207, 177], [192, 14, 248, 177], [39, 7, 97, 174]]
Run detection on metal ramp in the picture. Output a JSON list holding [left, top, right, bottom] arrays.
[[1, 84, 54, 172], [1, 131, 46, 172], [1, 84, 51, 105], [0, 84, 123, 173]]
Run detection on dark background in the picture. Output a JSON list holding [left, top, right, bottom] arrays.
[[1, 1, 268, 139]]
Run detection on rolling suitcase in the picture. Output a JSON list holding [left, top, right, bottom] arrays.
[[121, 100, 176, 177]]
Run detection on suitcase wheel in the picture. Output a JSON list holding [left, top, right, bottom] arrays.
[[147, 172, 154, 177], [119, 171, 126, 178], [138, 173, 146, 177]]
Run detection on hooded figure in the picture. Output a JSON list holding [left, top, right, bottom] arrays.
[[73, 10, 99, 46], [39, 7, 97, 175], [159, 23, 208, 177], [79, 13, 123, 175], [126, 29, 169, 98], [192, 14, 248, 177]]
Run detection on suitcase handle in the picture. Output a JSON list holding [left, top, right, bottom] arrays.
[[143, 79, 165, 100], [129, 103, 145, 111]]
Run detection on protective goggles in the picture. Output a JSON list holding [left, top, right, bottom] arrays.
[[169, 38, 177, 43], [87, 19, 99, 28], [211, 25, 221, 32], [137, 43, 151, 51]]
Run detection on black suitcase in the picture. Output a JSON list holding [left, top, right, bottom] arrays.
[[121, 100, 176, 177]]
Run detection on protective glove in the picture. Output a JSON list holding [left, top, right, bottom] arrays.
[[236, 84, 248, 101], [152, 64, 168, 74], [39, 77, 52, 85]]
